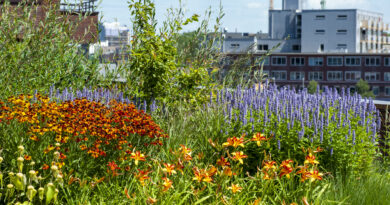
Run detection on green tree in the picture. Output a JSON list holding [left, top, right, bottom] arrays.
[[308, 80, 318, 94], [356, 79, 375, 98]]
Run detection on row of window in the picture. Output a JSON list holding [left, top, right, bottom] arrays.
[[262, 70, 390, 81], [315, 29, 348, 35], [315, 14, 348, 20], [263, 56, 390, 66]]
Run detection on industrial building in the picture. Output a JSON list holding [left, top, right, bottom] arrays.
[[223, 0, 390, 54], [221, 0, 390, 99]]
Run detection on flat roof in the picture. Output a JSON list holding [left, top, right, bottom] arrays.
[[224, 52, 390, 56]]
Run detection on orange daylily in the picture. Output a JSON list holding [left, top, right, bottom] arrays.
[[161, 177, 173, 192], [222, 136, 245, 148], [179, 145, 192, 156], [130, 151, 146, 166], [251, 132, 270, 146], [216, 156, 230, 167], [304, 153, 319, 165], [135, 169, 151, 186], [263, 161, 277, 171], [279, 160, 294, 179], [24, 155, 31, 161], [231, 151, 248, 164], [228, 184, 243, 194], [162, 163, 177, 175], [308, 170, 323, 182]]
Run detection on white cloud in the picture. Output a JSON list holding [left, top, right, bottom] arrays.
[[246, 2, 265, 9]]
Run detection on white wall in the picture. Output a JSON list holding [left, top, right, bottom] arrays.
[[269, 10, 298, 39], [301, 10, 357, 53]]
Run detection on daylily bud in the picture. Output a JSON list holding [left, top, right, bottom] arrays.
[[0, 156, 3, 163], [27, 185, 37, 201], [18, 145, 24, 154], [55, 143, 61, 147], [38, 187, 44, 201], [7, 184, 14, 189], [51, 165, 58, 171], [9, 172, 14, 177], [17, 157, 24, 172], [56, 175, 64, 186], [30, 161, 35, 166]]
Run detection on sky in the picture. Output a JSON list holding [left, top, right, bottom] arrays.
[[98, 0, 390, 33]]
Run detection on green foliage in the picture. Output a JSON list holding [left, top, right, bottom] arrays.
[[356, 79, 375, 99], [308, 80, 318, 94], [0, 2, 108, 99]]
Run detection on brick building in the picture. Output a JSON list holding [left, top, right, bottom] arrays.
[[0, 0, 99, 44], [223, 53, 390, 99]]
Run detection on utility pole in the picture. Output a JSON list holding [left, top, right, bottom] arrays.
[[320, 0, 326, 9]]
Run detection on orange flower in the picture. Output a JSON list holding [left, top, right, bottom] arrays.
[[130, 151, 146, 166], [192, 167, 203, 182], [107, 161, 120, 171], [308, 170, 323, 182], [24, 155, 32, 161], [216, 156, 230, 167], [135, 169, 151, 186], [222, 167, 234, 177], [223, 136, 245, 148], [179, 145, 192, 156], [161, 177, 173, 192], [162, 163, 177, 176], [231, 151, 248, 164], [228, 184, 243, 194], [43, 145, 55, 154], [279, 160, 294, 179], [304, 153, 319, 165], [251, 132, 270, 146], [262, 170, 272, 180], [263, 161, 277, 171], [42, 164, 49, 170], [79, 145, 87, 150], [147, 197, 157, 204]]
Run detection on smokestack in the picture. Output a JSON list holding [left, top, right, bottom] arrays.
[[269, 0, 274, 10]]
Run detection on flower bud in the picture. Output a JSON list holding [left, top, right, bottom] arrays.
[[55, 143, 61, 147], [46, 183, 55, 205], [30, 161, 35, 166], [18, 145, 24, 154], [37, 176, 44, 181], [17, 157, 24, 172], [54, 151, 60, 160], [7, 184, 14, 189], [6, 184, 15, 199], [27, 185, 37, 201], [9, 172, 14, 177], [38, 187, 44, 201], [0, 156, 3, 163], [51, 165, 58, 171], [29, 170, 38, 181]]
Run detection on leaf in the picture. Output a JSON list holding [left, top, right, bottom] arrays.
[[194, 195, 212, 205]]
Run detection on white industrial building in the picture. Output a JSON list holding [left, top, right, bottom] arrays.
[[89, 22, 130, 55], [222, 0, 390, 54]]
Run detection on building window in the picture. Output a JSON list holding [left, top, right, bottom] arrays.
[[271, 71, 287, 80], [271, 56, 287, 66], [372, 86, 379, 96], [290, 57, 305, 66], [337, 29, 347, 34], [309, 57, 324, 66], [385, 72, 390, 81], [309, 71, 323, 81], [254, 56, 269, 66], [327, 71, 343, 81], [364, 72, 380, 81], [385, 87, 390, 96], [315, 15, 325, 20], [350, 86, 356, 93], [337, 44, 347, 49], [257, 44, 269, 51], [327, 57, 343, 66], [315, 29, 325, 34], [230, 43, 240, 48], [345, 71, 361, 81], [365, 57, 381, 66], [385, 57, 390, 66], [292, 45, 301, 51], [337, 15, 348, 20], [290, 71, 305, 80], [345, 57, 361, 66]]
